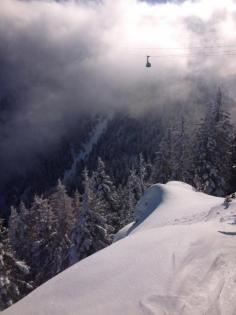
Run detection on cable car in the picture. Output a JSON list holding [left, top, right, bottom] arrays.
[[146, 55, 151, 68]]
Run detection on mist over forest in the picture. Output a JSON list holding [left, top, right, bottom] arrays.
[[1, 0, 236, 312], [0, 0, 236, 211]]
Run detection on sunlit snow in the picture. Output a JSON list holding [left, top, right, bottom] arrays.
[[3, 181, 236, 315]]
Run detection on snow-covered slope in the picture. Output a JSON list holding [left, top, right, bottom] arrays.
[[3, 182, 236, 315]]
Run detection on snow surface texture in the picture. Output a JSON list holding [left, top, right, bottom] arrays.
[[3, 181, 236, 315]]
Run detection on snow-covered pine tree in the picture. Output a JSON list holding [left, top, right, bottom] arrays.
[[69, 168, 111, 264], [137, 153, 149, 195], [117, 179, 136, 227], [28, 195, 55, 285], [71, 189, 80, 226], [68, 190, 81, 265], [126, 173, 138, 214], [170, 115, 192, 183], [152, 126, 173, 184], [126, 154, 150, 202], [9, 196, 54, 286], [193, 89, 234, 195], [8, 207, 19, 255], [91, 158, 120, 230], [49, 180, 74, 275], [117, 155, 151, 228], [9, 202, 32, 266], [50, 179, 74, 232], [127, 168, 141, 201], [0, 219, 31, 311], [9, 182, 78, 285]]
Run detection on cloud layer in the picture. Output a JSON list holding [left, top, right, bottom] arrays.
[[1, 0, 236, 175]]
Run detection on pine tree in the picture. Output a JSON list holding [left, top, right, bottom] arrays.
[[170, 116, 192, 183], [117, 157, 151, 228], [9, 197, 55, 286], [71, 189, 80, 226], [28, 195, 54, 285], [49, 180, 73, 275], [9, 182, 77, 286], [193, 89, 234, 195], [152, 127, 173, 184], [0, 219, 31, 311], [9, 202, 32, 265], [117, 179, 136, 227], [91, 158, 120, 230], [69, 169, 110, 264], [127, 168, 141, 201], [137, 153, 149, 195], [127, 174, 138, 215], [8, 207, 19, 255]]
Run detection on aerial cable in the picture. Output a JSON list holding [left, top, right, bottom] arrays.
[[150, 51, 236, 57], [129, 51, 236, 58], [137, 52, 236, 68], [129, 44, 236, 51]]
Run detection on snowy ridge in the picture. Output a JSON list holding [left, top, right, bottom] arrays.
[[133, 181, 222, 231], [3, 182, 236, 315]]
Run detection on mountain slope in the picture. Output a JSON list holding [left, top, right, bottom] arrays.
[[3, 182, 236, 315]]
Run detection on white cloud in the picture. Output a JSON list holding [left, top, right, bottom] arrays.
[[0, 0, 236, 168]]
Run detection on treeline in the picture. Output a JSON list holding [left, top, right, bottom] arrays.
[[84, 88, 236, 196], [1, 89, 236, 310], [152, 89, 234, 196], [0, 157, 148, 310]]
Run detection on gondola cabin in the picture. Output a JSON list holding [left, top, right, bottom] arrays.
[[146, 55, 151, 68]]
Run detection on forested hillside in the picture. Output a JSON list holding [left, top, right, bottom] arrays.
[[1, 87, 236, 310], [3, 182, 236, 315], [1, 0, 236, 311]]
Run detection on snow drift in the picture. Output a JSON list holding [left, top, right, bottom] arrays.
[[3, 181, 236, 315]]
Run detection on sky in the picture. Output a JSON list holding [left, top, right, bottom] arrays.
[[0, 0, 236, 174]]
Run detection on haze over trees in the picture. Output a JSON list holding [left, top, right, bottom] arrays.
[[1, 89, 236, 310]]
